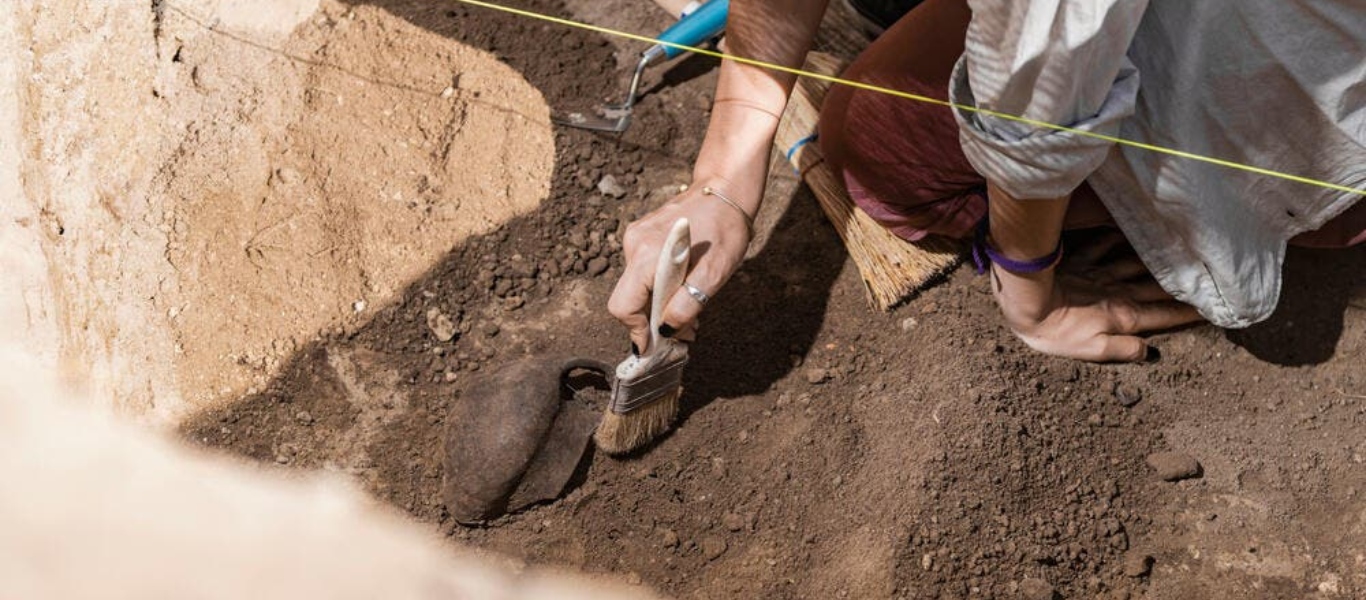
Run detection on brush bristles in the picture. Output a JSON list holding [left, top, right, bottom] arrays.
[[594, 389, 680, 455]]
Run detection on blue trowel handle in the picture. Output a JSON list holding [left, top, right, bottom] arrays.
[[653, 0, 729, 61]]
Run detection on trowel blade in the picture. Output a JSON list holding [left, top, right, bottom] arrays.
[[552, 107, 632, 133]]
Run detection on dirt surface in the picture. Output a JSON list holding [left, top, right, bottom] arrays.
[[154, 0, 554, 413], [185, 1, 1366, 598]]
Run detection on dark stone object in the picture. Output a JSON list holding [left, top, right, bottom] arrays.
[[442, 356, 611, 524]]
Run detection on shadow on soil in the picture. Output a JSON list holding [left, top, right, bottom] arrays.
[[1225, 246, 1366, 366], [184, 0, 846, 518]]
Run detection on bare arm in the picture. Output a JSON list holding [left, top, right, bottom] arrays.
[[610, 0, 829, 352]]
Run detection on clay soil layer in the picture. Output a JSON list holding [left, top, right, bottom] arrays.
[[185, 1, 1366, 598]]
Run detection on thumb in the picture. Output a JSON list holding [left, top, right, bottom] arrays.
[[607, 274, 653, 356]]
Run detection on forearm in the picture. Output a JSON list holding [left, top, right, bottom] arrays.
[[986, 183, 1067, 323], [987, 183, 1067, 260], [691, 0, 828, 213]]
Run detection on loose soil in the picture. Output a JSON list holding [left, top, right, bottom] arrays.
[[185, 1, 1366, 598]]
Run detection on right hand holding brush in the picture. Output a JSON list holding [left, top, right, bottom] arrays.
[[609, 0, 828, 349], [608, 181, 752, 351]]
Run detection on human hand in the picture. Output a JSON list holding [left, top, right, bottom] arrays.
[[991, 239, 1203, 362], [608, 182, 753, 353]]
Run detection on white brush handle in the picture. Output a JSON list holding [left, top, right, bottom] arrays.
[[648, 218, 691, 355]]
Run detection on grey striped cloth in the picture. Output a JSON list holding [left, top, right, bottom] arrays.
[[950, 0, 1365, 328]]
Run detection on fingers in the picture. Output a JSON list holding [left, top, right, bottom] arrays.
[[609, 219, 670, 353], [660, 287, 705, 342], [607, 272, 653, 353], [659, 260, 726, 341], [1111, 300, 1204, 334], [609, 184, 752, 351], [610, 220, 734, 352], [1094, 334, 1150, 363]]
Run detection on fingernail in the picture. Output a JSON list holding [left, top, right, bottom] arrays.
[[630, 342, 640, 356], [1144, 346, 1161, 363], [658, 323, 676, 338]]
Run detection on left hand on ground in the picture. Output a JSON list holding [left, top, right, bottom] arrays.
[[993, 231, 1206, 363]]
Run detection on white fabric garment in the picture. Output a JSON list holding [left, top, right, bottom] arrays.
[[951, 0, 1366, 328]]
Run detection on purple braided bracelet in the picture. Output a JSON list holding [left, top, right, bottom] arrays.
[[972, 218, 1064, 275]]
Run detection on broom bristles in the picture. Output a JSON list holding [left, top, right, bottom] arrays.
[[775, 53, 963, 311], [593, 389, 680, 455]]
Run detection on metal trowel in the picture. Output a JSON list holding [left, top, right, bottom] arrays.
[[554, 0, 729, 133]]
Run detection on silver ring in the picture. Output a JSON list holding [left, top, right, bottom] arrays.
[[683, 282, 710, 306]]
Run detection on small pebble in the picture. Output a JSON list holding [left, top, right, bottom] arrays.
[[1018, 577, 1057, 600], [596, 174, 628, 198], [700, 536, 728, 561], [585, 257, 609, 276], [660, 528, 679, 548], [425, 308, 457, 342], [722, 512, 746, 532], [1146, 452, 1202, 481], [805, 368, 830, 385], [1122, 551, 1154, 577], [1114, 382, 1143, 407]]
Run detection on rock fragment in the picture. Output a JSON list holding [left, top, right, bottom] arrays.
[[700, 536, 728, 561], [660, 528, 679, 549], [585, 257, 609, 276], [596, 174, 627, 198], [1018, 577, 1057, 600], [1123, 551, 1154, 577], [722, 512, 746, 532], [805, 367, 830, 385], [1114, 382, 1143, 407], [425, 308, 457, 342], [1146, 452, 1202, 481]]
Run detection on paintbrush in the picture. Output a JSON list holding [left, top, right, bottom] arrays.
[[595, 218, 691, 455]]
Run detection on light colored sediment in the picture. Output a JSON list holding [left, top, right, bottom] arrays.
[[0, 0, 554, 425]]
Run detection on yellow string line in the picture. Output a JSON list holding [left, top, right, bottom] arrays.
[[455, 0, 1365, 198]]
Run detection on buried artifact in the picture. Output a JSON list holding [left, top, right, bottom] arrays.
[[442, 356, 612, 524]]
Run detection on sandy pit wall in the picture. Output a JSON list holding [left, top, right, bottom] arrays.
[[1, 0, 554, 425]]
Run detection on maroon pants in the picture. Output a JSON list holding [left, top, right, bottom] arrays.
[[816, 0, 1366, 248]]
